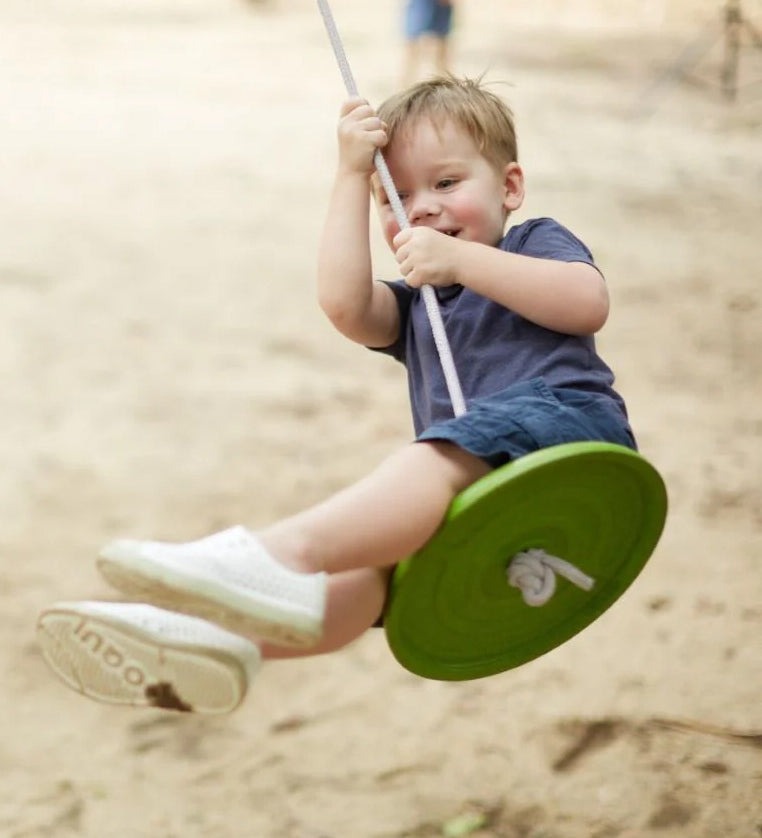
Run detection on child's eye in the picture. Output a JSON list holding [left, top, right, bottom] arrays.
[[436, 178, 457, 190]]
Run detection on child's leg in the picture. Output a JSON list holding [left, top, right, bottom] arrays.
[[92, 441, 489, 648], [259, 440, 490, 575], [38, 443, 488, 712], [259, 566, 392, 660]]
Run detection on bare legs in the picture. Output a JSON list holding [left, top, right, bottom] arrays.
[[401, 35, 451, 87], [257, 440, 490, 659], [258, 440, 489, 574], [258, 567, 392, 660], [35, 442, 492, 712], [432, 34, 450, 76]]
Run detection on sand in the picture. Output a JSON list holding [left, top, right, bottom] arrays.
[[1, 0, 760, 836]]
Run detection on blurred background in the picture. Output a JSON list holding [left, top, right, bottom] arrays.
[[0, 1, 760, 836]]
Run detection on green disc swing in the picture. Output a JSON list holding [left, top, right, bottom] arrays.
[[317, 0, 668, 681]]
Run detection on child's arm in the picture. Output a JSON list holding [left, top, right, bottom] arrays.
[[318, 98, 400, 348], [393, 228, 609, 336]]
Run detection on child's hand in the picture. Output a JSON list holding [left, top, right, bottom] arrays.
[[392, 227, 459, 288], [337, 97, 387, 176]]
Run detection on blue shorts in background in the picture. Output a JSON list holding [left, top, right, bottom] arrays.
[[404, 0, 453, 40]]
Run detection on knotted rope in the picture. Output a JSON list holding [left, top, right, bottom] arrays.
[[508, 549, 595, 606]]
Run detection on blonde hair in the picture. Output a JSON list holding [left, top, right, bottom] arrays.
[[377, 75, 518, 170]]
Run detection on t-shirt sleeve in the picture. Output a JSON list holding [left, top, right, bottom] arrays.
[[367, 279, 414, 362], [507, 217, 599, 270]]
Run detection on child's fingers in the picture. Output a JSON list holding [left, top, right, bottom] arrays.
[[392, 229, 412, 250], [339, 96, 367, 116], [361, 122, 388, 149], [338, 100, 386, 146], [339, 98, 382, 124]]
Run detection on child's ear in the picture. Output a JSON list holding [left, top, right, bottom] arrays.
[[502, 162, 525, 212]]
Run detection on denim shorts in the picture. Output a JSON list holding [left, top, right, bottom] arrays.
[[416, 378, 636, 466], [404, 0, 453, 39]]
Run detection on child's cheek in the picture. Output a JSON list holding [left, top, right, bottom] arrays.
[[383, 217, 400, 249]]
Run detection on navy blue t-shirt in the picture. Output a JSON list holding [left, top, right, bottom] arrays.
[[374, 217, 629, 435]]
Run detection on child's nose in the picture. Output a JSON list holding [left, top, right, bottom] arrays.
[[407, 194, 440, 223]]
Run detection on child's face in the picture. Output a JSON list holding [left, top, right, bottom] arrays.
[[374, 117, 523, 250]]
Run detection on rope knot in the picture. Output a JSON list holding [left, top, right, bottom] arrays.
[[507, 549, 595, 607]]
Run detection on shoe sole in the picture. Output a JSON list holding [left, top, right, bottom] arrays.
[[36, 606, 249, 714], [96, 553, 322, 649]]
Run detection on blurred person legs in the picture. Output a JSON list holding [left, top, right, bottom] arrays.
[[402, 0, 454, 85]]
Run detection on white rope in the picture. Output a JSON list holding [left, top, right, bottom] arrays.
[[507, 549, 595, 606], [316, 0, 467, 418]]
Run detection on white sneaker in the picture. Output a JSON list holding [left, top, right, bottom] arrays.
[[96, 526, 326, 648], [36, 601, 260, 715]]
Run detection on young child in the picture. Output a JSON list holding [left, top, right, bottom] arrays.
[[402, 0, 455, 86], [37, 77, 636, 715]]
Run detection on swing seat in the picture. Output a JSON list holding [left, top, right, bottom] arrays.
[[383, 441, 667, 681]]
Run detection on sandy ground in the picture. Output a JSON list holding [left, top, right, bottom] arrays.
[[1, 0, 761, 836]]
